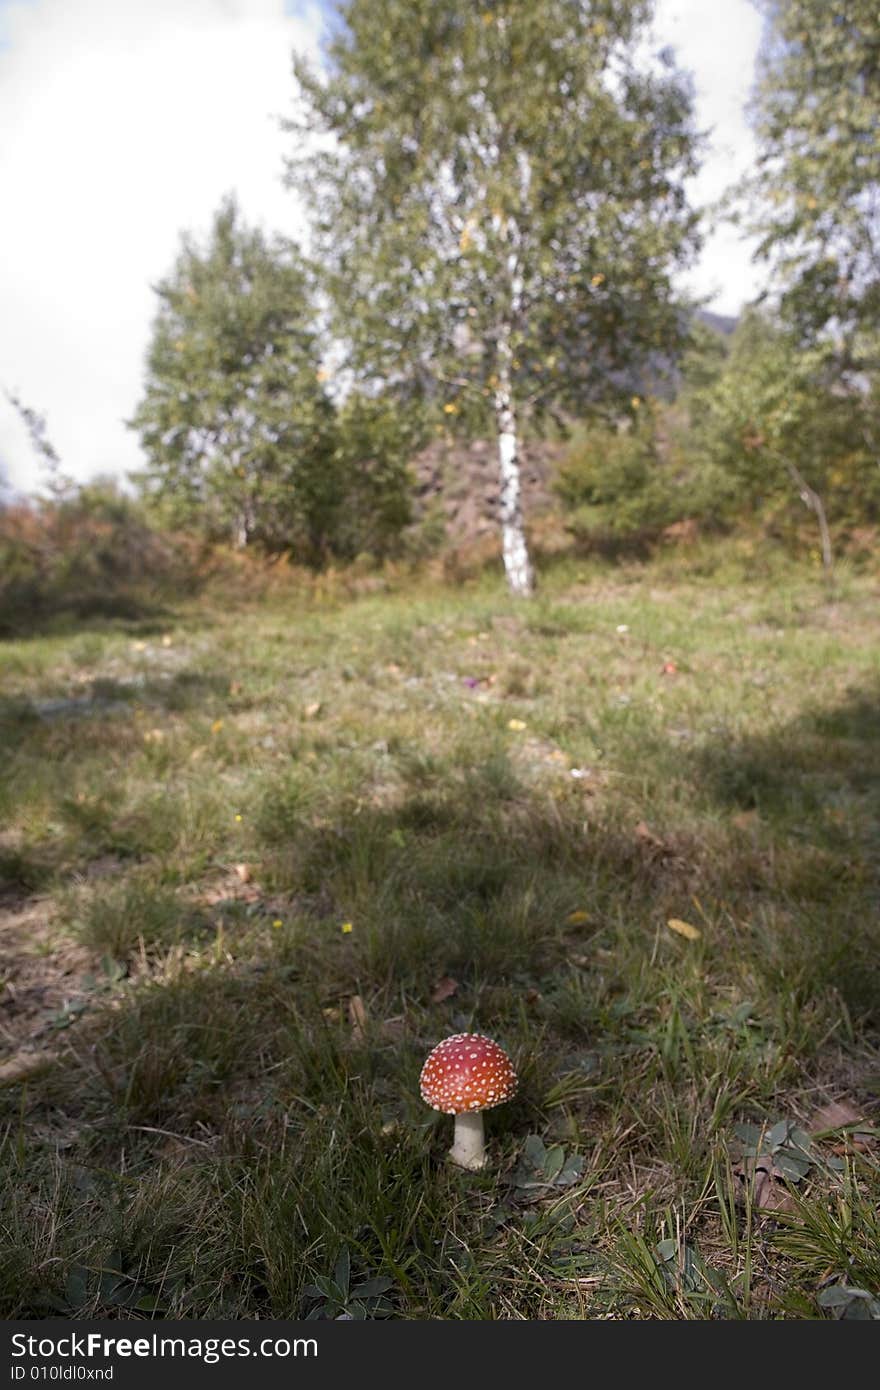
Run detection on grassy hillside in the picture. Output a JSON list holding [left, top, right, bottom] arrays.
[[1, 546, 879, 1319]]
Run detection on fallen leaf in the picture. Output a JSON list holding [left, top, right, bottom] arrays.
[[0, 1051, 56, 1084], [634, 821, 675, 858], [667, 918, 701, 941], [304, 701, 322, 719], [508, 718, 527, 731], [234, 863, 252, 884], [322, 1007, 341, 1022], [566, 909, 590, 925], [634, 820, 663, 847], [348, 994, 368, 1043], [161, 634, 173, 647], [733, 1155, 798, 1214], [211, 719, 224, 735], [431, 976, 459, 1004], [810, 1100, 873, 1150], [810, 1099, 862, 1132]]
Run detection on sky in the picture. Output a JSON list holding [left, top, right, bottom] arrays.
[[0, 0, 766, 496]]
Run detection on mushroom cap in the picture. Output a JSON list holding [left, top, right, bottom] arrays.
[[420, 1033, 518, 1114]]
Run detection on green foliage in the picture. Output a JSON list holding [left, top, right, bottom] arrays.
[[130, 197, 339, 562], [554, 413, 678, 539], [553, 310, 880, 552], [681, 310, 880, 532], [746, 0, 880, 366], [288, 0, 701, 430], [330, 393, 418, 560], [130, 197, 414, 565]]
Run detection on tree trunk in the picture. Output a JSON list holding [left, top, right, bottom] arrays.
[[784, 458, 833, 576], [235, 499, 254, 550], [494, 329, 534, 597]]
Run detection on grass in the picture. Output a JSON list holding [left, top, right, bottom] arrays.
[[1, 541, 879, 1319]]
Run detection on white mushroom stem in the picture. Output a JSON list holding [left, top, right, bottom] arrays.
[[449, 1111, 486, 1170]]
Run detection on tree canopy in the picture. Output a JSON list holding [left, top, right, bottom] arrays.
[[130, 196, 340, 560], [286, 0, 701, 591], [747, 0, 880, 368]]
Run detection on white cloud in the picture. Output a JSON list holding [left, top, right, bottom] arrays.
[[653, 0, 767, 314], [0, 0, 766, 496], [0, 0, 322, 494]]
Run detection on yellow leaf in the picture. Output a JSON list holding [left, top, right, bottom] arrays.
[[667, 918, 701, 941], [443, 402, 459, 415], [211, 719, 224, 734], [590, 273, 605, 287], [566, 909, 590, 925], [507, 718, 527, 731]]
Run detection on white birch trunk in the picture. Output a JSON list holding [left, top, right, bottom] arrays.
[[491, 168, 535, 597], [494, 336, 534, 597]]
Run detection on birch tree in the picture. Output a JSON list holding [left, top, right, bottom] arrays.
[[746, 0, 880, 370], [130, 196, 339, 561], [286, 0, 700, 594]]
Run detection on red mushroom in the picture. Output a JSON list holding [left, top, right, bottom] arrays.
[[419, 1033, 518, 1170]]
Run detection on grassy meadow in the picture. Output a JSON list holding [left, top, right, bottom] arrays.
[[1, 542, 879, 1319]]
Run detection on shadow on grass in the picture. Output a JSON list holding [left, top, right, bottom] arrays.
[[694, 685, 880, 825], [0, 597, 181, 643], [689, 683, 880, 1019]]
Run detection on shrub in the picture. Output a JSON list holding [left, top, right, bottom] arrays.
[[0, 481, 199, 635]]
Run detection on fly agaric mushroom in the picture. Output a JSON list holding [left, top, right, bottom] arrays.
[[420, 1033, 517, 1170]]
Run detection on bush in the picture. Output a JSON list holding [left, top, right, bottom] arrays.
[[680, 311, 880, 538], [553, 408, 734, 547], [0, 481, 199, 635]]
